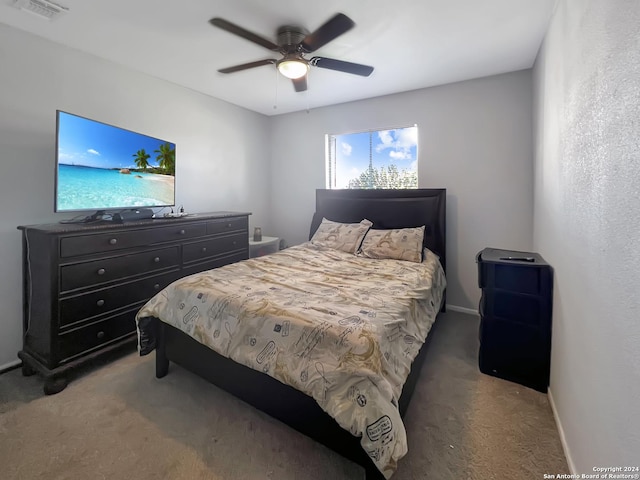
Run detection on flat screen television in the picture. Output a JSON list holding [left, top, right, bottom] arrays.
[[55, 110, 176, 214]]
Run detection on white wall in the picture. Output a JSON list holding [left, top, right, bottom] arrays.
[[533, 0, 640, 471], [269, 71, 535, 310], [0, 24, 271, 369]]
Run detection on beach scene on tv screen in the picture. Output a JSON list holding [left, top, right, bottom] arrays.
[[56, 112, 175, 211]]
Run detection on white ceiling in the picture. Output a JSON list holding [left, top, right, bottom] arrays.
[[0, 0, 557, 116]]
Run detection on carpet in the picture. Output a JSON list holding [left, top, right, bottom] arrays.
[[0, 311, 568, 479]]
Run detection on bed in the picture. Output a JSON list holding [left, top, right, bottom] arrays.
[[136, 188, 446, 479]]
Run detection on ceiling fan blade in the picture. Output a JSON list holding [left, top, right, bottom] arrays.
[[218, 59, 276, 74], [292, 76, 307, 92], [300, 13, 355, 53], [210, 18, 280, 51], [310, 57, 374, 77]]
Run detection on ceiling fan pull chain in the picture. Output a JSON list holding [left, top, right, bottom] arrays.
[[273, 65, 279, 110]]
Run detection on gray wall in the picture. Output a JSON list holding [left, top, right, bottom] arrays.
[[532, 0, 640, 471], [269, 71, 535, 310], [0, 24, 271, 369]]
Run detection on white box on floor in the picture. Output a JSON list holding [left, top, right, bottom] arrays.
[[249, 236, 279, 258]]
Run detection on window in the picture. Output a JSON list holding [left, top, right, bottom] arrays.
[[326, 125, 418, 189]]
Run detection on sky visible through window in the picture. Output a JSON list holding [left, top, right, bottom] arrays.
[[328, 126, 418, 188]]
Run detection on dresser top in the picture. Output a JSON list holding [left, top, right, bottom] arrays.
[[18, 211, 251, 234], [477, 247, 549, 266]]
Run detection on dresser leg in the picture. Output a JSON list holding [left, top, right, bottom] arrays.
[[21, 361, 36, 377], [44, 376, 68, 395]]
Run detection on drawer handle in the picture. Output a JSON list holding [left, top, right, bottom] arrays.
[[96, 299, 105, 307], [97, 268, 106, 276], [154, 257, 160, 263], [154, 283, 160, 290], [201, 247, 207, 253], [109, 238, 117, 245], [179, 229, 186, 235], [96, 331, 105, 339]]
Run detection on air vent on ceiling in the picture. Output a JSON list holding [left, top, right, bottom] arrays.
[[12, 0, 68, 20]]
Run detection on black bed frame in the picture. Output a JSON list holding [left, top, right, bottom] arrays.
[[154, 189, 446, 479]]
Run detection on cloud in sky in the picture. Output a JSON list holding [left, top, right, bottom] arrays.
[[390, 150, 412, 160], [377, 130, 394, 149], [87, 149, 100, 156], [375, 127, 417, 161], [341, 142, 352, 156]]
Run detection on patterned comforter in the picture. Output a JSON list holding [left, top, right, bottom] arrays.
[[136, 242, 446, 478]]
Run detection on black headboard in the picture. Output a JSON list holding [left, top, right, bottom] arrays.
[[309, 189, 446, 274]]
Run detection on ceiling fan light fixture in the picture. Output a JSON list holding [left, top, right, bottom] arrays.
[[277, 57, 309, 79]]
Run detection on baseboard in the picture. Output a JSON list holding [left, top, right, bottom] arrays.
[[0, 359, 21, 375], [548, 386, 577, 474], [446, 304, 479, 316]]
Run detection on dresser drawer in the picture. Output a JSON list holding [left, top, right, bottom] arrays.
[[479, 317, 550, 387], [489, 290, 543, 327], [183, 232, 247, 264], [206, 217, 248, 235], [60, 223, 207, 258], [60, 246, 179, 292], [59, 271, 178, 329], [58, 309, 137, 363]]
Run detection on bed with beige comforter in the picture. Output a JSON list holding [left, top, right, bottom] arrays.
[[136, 242, 445, 478]]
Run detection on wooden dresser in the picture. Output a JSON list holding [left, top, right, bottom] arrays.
[[17, 211, 250, 394]]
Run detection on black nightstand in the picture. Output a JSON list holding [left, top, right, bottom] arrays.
[[476, 248, 553, 392]]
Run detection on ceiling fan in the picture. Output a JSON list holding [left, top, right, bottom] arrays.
[[209, 13, 374, 92]]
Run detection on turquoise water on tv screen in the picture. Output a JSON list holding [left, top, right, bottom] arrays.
[[57, 164, 174, 211]]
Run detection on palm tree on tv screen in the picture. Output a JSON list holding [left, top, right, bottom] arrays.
[[133, 149, 151, 171], [154, 142, 175, 176]]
